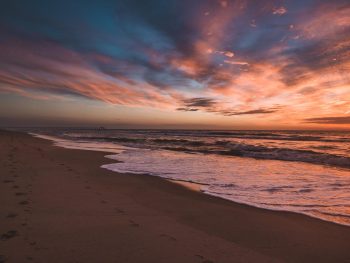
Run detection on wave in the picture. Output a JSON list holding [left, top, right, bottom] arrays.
[[318, 211, 350, 219], [218, 145, 350, 169], [73, 136, 146, 143], [158, 145, 350, 169], [213, 134, 350, 143], [187, 131, 350, 143], [63, 134, 350, 169], [66, 130, 350, 143]]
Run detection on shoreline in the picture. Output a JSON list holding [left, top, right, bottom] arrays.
[[32, 131, 350, 227], [1, 130, 350, 262]]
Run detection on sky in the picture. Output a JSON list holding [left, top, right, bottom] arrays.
[[0, 0, 349, 129]]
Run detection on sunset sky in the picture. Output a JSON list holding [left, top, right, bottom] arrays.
[[0, 0, 349, 129]]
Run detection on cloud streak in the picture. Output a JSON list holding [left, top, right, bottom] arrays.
[[305, 116, 350, 124], [225, 108, 280, 116], [183, 97, 217, 108]]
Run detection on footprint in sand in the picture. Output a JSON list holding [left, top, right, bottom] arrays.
[[129, 220, 140, 227], [1, 230, 18, 241], [115, 208, 125, 214], [0, 255, 7, 263], [159, 234, 177, 241], [6, 213, 18, 219], [15, 192, 27, 196], [195, 255, 214, 263], [3, 180, 14, 183]]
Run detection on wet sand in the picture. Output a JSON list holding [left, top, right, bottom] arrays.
[[1, 130, 350, 263]]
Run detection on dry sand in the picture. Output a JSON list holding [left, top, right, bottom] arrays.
[[1, 130, 350, 263]]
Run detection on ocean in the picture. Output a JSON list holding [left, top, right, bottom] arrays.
[[27, 128, 350, 226]]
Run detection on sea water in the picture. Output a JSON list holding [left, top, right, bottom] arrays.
[[29, 129, 350, 226]]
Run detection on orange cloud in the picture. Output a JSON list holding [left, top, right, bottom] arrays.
[[0, 37, 181, 109]]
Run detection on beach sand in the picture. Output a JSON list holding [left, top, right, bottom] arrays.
[[1, 130, 350, 263]]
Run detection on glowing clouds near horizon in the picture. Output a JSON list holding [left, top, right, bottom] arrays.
[[0, 0, 349, 128]]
